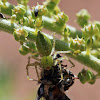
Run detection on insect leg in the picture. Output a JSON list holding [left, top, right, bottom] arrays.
[[26, 56, 41, 82]]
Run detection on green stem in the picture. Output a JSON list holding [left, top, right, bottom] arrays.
[[70, 51, 100, 73], [0, 18, 100, 73], [86, 47, 90, 55]]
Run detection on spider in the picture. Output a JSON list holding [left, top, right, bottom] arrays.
[[26, 31, 76, 100], [26, 31, 75, 82]]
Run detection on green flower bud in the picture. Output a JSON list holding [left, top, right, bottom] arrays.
[[35, 17, 43, 28], [86, 69, 93, 81], [13, 28, 28, 42], [82, 24, 99, 39], [12, 4, 26, 21], [88, 75, 96, 85], [36, 31, 52, 56], [76, 9, 91, 27], [86, 37, 94, 47], [78, 72, 86, 84], [22, 17, 28, 25], [11, 14, 16, 23], [70, 37, 85, 51], [19, 46, 28, 55], [63, 28, 70, 41], [78, 68, 95, 84], [55, 12, 69, 26], [25, 16, 35, 28], [42, 6, 48, 15], [44, 0, 60, 13], [53, 6, 60, 15]]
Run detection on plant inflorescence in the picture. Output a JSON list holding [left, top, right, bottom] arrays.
[[0, 0, 100, 99]]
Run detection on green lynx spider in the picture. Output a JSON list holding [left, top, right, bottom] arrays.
[[26, 33, 75, 82]]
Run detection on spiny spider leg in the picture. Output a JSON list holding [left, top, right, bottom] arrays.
[[30, 54, 41, 61], [53, 51, 71, 59], [26, 56, 41, 82], [55, 56, 75, 68], [53, 51, 75, 68]]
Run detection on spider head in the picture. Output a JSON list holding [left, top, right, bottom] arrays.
[[41, 56, 53, 70]]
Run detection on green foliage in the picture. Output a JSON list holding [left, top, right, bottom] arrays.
[[76, 9, 91, 27], [82, 24, 99, 39], [55, 12, 69, 26], [70, 37, 85, 51], [19, 45, 29, 55], [13, 27, 28, 42]]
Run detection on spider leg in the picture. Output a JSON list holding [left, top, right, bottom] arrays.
[[53, 51, 75, 68], [30, 54, 41, 61], [54, 58, 64, 81], [50, 33, 55, 56], [53, 51, 71, 59], [56, 56, 75, 68], [26, 56, 41, 82]]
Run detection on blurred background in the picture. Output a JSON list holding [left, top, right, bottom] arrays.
[[0, 0, 100, 100]]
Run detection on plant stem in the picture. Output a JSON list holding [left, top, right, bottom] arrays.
[[70, 51, 100, 73], [0, 18, 100, 73]]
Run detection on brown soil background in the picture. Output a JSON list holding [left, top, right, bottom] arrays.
[[0, 0, 100, 100]]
